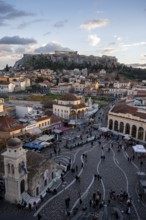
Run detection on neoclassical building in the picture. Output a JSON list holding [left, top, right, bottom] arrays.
[[53, 94, 88, 120], [108, 102, 146, 142], [1, 138, 57, 204]]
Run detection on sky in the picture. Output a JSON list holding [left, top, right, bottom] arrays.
[[0, 0, 146, 69]]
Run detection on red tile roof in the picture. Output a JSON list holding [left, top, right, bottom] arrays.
[[111, 103, 146, 120], [60, 94, 80, 101], [0, 115, 24, 132], [35, 116, 51, 122], [51, 116, 63, 123]]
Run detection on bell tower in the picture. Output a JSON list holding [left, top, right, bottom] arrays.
[[2, 138, 28, 203]]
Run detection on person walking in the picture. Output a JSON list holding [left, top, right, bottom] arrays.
[[37, 213, 42, 220]]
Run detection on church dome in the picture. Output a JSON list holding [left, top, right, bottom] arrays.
[[7, 137, 22, 149]]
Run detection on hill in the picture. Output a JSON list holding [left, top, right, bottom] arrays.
[[13, 52, 146, 80]]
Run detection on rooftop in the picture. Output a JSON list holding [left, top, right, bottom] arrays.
[[111, 102, 146, 120]]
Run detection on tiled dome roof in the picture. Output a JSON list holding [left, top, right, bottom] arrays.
[[60, 94, 80, 101], [7, 137, 22, 149]]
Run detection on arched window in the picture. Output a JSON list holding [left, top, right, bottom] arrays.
[[20, 179, 25, 193], [36, 187, 39, 196], [19, 163, 22, 173], [131, 125, 137, 138], [11, 164, 15, 174], [119, 122, 124, 133], [114, 121, 118, 131], [109, 119, 113, 130], [125, 123, 130, 134], [138, 127, 144, 140], [44, 179, 47, 186], [145, 131, 146, 141], [8, 163, 10, 174]]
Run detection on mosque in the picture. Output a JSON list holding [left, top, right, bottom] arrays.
[[0, 137, 58, 205]]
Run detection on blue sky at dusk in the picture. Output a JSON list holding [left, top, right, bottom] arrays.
[[0, 0, 146, 68]]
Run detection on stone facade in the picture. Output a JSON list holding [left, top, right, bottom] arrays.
[[108, 102, 146, 142]]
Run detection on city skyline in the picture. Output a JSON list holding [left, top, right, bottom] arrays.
[[0, 0, 146, 69]]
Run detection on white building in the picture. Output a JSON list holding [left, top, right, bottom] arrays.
[[16, 105, 43, 118], [0, 82, 15, 93], [113, 81, 131, 89], [53, 94, 88, 120], [10, 78, 31, 91]]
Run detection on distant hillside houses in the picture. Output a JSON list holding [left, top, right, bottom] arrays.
[[0, 76, 30, 93]]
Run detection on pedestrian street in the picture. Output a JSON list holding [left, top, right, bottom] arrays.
[[32, 134, 146, 220]]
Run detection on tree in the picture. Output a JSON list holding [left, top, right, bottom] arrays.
[[5, 64, 9, 72], [115, 73, 120, 81]]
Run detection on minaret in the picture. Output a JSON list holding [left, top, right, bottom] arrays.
[[2, 138, 28, 203]]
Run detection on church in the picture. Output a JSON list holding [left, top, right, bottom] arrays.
[[0, 137, 58, 205]]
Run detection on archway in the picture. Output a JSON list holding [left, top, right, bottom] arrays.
[[20, 179, 25, 194], [36, 187, 39, 196], [125, 123, 130, 134], [138, 127, 144, 140], [131, 125, 137, 138], [70, 110, 76, 120], [114, 120, 118, 131], [119, 122, 124, 133], [77, 110, 81, 119], [44, 179, 47, 186], [109, 119, 113, 130], [145, 131, 146, 141]]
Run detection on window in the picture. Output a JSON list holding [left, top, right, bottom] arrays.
[[12, 164, 15, 174], [44, 179, 47, 186], [8, 163, 10, 173], [36, 187, 39, 196], [19, 163, 22, 173]]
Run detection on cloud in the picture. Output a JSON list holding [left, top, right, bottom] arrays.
[[0, 0, 34, 26], [0, 45, 12, 53], [43, 31, 51, 36], [100, 46, 127, 54], [35, 41, 72, 53], [0, 36, 37, 45], [16, 19, 43, 29], [15, 47, 26, 54], [54, 19, 68, 28], [114, 35, 122, 42], [121, 42, 146, 48], [88, 34, 101, 46], [109, 42, 116, 45], [101, 48, 116, 54], [80, 19, 109, 31]]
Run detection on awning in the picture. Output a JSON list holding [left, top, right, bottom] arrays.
[[99, 127, 109, 132], [124, 135, 131, 140], [53, 129, 62, 134], [37, 134, 55, 141], [133, 145, 146, 153], [68, 120, 76, 125], [27, 127, 42, 135], [40, 142, 52, 147]]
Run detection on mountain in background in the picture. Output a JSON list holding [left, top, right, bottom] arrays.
[[128, 63, 146, 69], [13, 52, 146, 80]]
